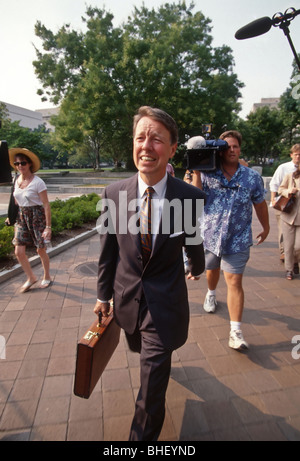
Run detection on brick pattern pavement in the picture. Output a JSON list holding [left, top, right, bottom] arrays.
[[0, 210, 300, 441]]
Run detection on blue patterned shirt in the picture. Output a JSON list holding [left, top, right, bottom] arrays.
[[201, 165, 265, 256]]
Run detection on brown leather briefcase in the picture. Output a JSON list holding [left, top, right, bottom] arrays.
[[74, 310, 121, 398]]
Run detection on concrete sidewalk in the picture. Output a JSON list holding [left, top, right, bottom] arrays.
[[0, 210, 300, 441]]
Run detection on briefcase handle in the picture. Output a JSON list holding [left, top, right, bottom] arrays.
[[97, 311, 112, 327], [97, 304, 114, 327], [97, 312, 103, 327]]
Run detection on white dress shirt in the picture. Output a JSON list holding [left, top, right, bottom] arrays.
[[269, 161, 298, 192]]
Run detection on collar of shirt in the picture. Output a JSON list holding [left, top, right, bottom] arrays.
[[137, 172, 168, 199], [285, 160, 299, 170], [284, 161, 298, 171]]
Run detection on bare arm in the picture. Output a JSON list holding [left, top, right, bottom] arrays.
[[270, 191, 278, 207], [253, 200, 270, 244], [191, 170, 203, 189], [39, 189, 52, 240]]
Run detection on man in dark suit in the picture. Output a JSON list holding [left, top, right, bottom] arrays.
[[94, 106, 206, 441]]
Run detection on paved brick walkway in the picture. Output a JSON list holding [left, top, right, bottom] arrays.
[[0, 209, 300, 441]]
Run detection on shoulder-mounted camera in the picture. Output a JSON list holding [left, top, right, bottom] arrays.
[[184, 125, 228, 172]]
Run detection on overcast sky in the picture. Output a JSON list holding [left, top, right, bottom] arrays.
[[1, 0, 300, 119]]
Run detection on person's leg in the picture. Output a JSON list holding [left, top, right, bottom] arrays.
[[15, 245, 37, 290], [274, 209, 284, 260], [277, 208, 299, 271], [37, 247, 51, 282], [129, 308, 172, 441], [30, 207, 51, 286], [13, 217, 37, 289], [206, 268, 220, 290], [223, 272, 244, 322], [281, 220, 295, 275], [223, 271, 248, 350], [203, 251, 221, 313], [294, 226, 300, 272], [221, 250, 250, 350], [202, 269, 220, 313]]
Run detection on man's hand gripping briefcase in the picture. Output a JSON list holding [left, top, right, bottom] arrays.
[[74, 310, 121, 398]]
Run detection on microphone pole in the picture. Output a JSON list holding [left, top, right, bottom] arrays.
[[235, 8, 300, 71], [274, 10, 300, 71]]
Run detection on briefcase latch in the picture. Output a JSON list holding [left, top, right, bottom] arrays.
[[84, 331, 100, 341]]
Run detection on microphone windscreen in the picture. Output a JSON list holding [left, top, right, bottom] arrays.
[[186, 136, 206, 150], [235, 16, 272, 40]]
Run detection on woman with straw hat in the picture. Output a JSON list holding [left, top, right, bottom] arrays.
[[7, 148, 52, 293]]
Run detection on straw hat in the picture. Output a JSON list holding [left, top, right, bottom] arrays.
[[9, 148, 41, 173]]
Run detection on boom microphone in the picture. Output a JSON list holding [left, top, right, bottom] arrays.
[[235, 8, 300, 40], [235, 16, 272, 39], [235, 8, 300, 70]]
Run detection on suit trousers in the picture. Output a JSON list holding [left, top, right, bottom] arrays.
[[274, 208, 284, 255], [127, 298, 173, 441], [281, 221, 300, 272]]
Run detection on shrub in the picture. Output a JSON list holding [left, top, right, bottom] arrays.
[[50, 194, 100, 235], [0, 194, 101, 261], [0, 226, 14, 259]]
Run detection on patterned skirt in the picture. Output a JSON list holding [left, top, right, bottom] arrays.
[[13, 205, 46, 249]]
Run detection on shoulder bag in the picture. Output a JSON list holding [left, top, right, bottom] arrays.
[[273, 178, 297, 213], [7, 174, 19, 226]]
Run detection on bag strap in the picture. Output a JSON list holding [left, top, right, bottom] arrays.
[[11, 173, 18, 192], [13, 173, 18, 187]]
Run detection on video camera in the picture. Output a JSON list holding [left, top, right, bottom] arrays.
[[185, 124, 228, 172]]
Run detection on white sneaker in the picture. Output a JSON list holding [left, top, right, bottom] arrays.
[[229, 330, 249, 350], [203, 293, 217, 313]]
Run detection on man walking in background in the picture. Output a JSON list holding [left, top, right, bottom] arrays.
[[270, 144, 300, 271], [192, 130, 269, 351]]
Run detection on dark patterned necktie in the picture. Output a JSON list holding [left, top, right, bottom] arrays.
[[140, 187, 154, 265]]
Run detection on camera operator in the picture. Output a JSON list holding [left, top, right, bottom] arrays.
[[191, 130, 269, 351]]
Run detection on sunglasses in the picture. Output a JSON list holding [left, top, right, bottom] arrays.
[[14, 161, 28, 167]]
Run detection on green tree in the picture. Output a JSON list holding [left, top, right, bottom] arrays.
[[235, 57, 300, 166], [236, 106, 285, 164], [120, 2, 243, 139], [33, 2, 244, 167], [0, 118, 58, 167], [0, 102, 9, 123], [279, 60, 300, 149], [35, 7, 126, 168]]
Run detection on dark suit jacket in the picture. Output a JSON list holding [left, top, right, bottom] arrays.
[[97, 173, 206, 350]]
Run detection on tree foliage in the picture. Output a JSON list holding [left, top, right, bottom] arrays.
[[278, 60, 300, 150], [235, 56, 300, 165], [236, 107, 284, 164], [33, 2, 244, 167], [0, 117, 50, 162], [0, 107, 62, 167]]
